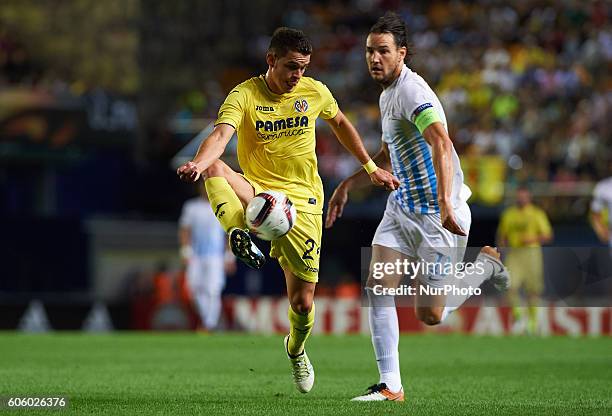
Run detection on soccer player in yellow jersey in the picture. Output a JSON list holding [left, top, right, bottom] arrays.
[[497, 186, 553, 334], [177, 27, 399, 393]]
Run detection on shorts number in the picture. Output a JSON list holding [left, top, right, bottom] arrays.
[[302, 239, 318, 260]]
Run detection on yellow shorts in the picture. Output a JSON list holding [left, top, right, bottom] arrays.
[[242, 175, 322, 283], [505, 248, 544, 295]]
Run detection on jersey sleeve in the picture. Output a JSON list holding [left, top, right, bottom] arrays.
[[591, 182, 605, 212], [215, 86, 248, 129], [316, 81, 339, 120], [398, 84, 442, 133]]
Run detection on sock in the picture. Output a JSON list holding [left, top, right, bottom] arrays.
[[527, 305, 538, 333], [193, 295, 208, 329], [366, 288, 402, 392], [512, 306, 523, 322], [202, 292, 222, 330], [204, 177, 246, 232], [440, 252, 497, 321], [287, 303, 315, 356]]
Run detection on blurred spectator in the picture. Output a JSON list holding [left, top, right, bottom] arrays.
[[178, 185, 236, 331], [497, 186, 553, 334]]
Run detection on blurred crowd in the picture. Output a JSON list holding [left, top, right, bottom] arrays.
[[165, 1, 612, 208], [2, 0, 611, 203], [272, 0, 611, 188]]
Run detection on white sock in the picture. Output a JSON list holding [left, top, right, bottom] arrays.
[[204, 292, 222, 330], [366, 288, 402, 392], [441, 252, 497, 321], [196, 292, 222, 330]]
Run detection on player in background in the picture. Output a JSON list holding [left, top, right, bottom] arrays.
[[325, 12, 510, 401], [497, 186, 552, 334], [590, 175, 612, 247], [177, 27, 399, 393], [179, 186, 236, 331]]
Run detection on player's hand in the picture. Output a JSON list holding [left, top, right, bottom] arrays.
[[177, 161, 201, 182], [325, 183, 349, 228], [439, 201, 467, 236], [598, 229, 610, 244], [369, 168, 400, 191]]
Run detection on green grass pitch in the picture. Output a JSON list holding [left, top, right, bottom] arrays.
[[0, 333, 610, 415]]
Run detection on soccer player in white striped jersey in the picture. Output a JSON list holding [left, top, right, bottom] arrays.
[[179, 187, 236, 330], [325, 12, 510, 402]]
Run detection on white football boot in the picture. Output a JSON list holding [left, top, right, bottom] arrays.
[[478, 246, 510, 291], [284, 335, 314, 393]]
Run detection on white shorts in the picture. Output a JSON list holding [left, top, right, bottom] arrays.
[[186, 257, 225, 296], [372, 194, 472, 288]]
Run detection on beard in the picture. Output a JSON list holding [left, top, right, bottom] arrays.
[[370, 62, 401, 87]]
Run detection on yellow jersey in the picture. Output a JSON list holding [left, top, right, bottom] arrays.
[[497, 204, 552, 248], [215, 75, 339, 215]]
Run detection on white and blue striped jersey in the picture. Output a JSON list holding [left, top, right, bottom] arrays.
[[179, 198, 226, 258], [379, 65, 469, 215]]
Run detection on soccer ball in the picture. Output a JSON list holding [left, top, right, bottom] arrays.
[[245, 191, 297, 241]]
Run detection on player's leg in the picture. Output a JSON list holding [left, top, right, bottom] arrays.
[[203, 160, 264, 269], [281, 268, 316, 393], [351, 244, 407, 402], [203, 160, 254, 228], [414, 205, 471, 325], [505, 250, 527, 333], [185, 257, 207, 329], [285, 269, 316, 355], [201, 259, 225, 330], [352, 198, 408, 402], [415, 245, 510, 325], [524, 248, 544, 334], [366, 246, 407, 392], [414, 203, 509, 325], [273, 212, 321, 393]]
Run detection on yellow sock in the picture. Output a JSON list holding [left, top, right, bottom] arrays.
[[287, 303, 315, 356], [204, 177, 246, 232], [512, 306, 523, 322], [527, 306, 538, 333]]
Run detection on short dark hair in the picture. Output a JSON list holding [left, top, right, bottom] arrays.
[[268, 27, 313, 57], [370, 12, 409, 49]]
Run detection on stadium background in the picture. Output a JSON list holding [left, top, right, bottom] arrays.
[[0, 0, 610, 335]]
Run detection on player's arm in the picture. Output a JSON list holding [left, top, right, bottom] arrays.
[[335, 141, 392, 191], [177, 123, 235, 182], [591, 210, 609, 243], [325, 141, 391, 228], [178, 225, 193, 264], [538, 233, 553, 245], [324, 109, 399, 191], [422, 121, 466, 236], [496, 212, 508, 247], [590, 184, 609, 243], [537, 211, 553, 244]]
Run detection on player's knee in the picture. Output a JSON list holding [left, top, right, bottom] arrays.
[[289, 294, 313, 315], [203, 160, 227, 178], [417, 307, 443, 326]]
